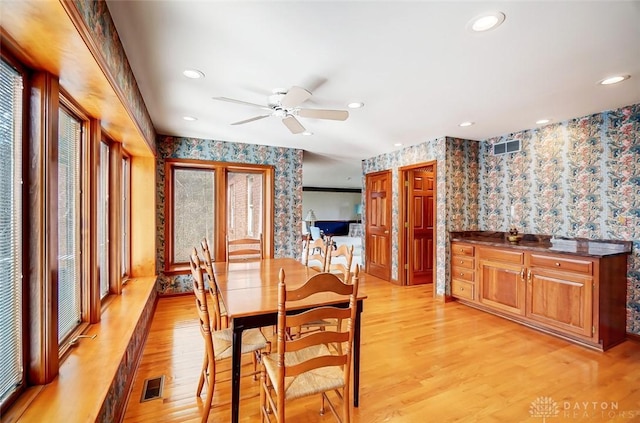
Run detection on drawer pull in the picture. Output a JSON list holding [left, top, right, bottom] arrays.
[[459, 248, 464, 252], [460, 260, 464, 264], [460, 287, 465, 291], [460, 272, 464, 277], [555, 262, 561, 267]]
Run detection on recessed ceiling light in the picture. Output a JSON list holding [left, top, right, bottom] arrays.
[[394, 143, 403, 147], [302, 131, 313, 136], [183, 69, 205, 79], [459, 121, 474, 127], [536, 119, 550, 124], [468, 12, 506, 32], [183, 116, 197, 121], [348, 102, 364, 109], [599, 75, 630, 85]]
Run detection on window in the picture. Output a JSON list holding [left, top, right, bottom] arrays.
[[57, 107, 82, 343], [228, 183, 235, 236], [165, 160, 273, 271], [227, 172, 263, 240], [98, 141, 109, 298], [246, 175, 254, 236], [171, 167, 215, 265], [0, 58, 24, 407]]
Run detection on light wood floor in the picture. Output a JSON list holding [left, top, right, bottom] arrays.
[[123, 273, 640, 422]]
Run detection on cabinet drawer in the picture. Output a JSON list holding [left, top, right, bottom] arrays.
[[478, 247, 524, 264], [452, 256, 474, 269], [452, 243, 474, 257], [452, 266, 474, 282], [452, 279, 474, 300], [529, 254, 593, 275]]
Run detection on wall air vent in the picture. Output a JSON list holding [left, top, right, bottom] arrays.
[[492, 139, 521, 156]]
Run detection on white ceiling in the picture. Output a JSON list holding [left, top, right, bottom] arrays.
[[106, 1, 640, 189]]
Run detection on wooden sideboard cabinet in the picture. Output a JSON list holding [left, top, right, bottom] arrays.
[[450, 240, 628, 351]]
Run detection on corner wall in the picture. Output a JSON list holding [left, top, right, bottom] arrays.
[[478, 103, 640, 334], [362, 137, 480, 294]]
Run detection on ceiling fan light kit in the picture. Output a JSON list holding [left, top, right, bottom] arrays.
[[213, 85, 349, 134]]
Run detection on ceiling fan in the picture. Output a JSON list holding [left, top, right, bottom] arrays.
[[212, 86, 349, 134]]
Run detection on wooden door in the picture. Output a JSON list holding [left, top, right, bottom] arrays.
[[407, 166, 434, 285], [526, 269, 593, 338], [365, 171, 391, 281], [478, 260, 526, 316]]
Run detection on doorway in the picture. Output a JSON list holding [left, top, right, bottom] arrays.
[[400, 162, 436, 286]]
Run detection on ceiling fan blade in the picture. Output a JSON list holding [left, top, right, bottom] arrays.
[[212, 97, 272, 111], [298, 108, 349, 121], [231, 115, 271, 125], [282, 115, 306, 134], [280, 86, 312, 108]]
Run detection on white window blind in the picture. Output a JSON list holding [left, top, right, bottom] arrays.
[[98, 142, 109, 298], [58, 108, 82, 342], [0, 59, 24, 405]]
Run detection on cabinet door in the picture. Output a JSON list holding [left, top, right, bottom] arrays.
[[478, 260, 525, 315], [526, 268, 593, 338]]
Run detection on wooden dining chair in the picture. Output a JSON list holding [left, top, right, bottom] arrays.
[[259, 265, 360, 423], [189, 248, 269, 423], [200, 238, 228, 329], [226, 234, 263, 262], [327, 244, 354, 283], [299, 243, 355, 341], [303, 234, 330, 272]]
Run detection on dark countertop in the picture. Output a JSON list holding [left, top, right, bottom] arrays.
[[450, 231, 632, 258]]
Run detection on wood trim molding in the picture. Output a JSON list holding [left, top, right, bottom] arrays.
[[87, 119, 101, 324], [60, 0, 157, 154], [627, 332, 640, 343], [109, 142, 124, 295], [303, 186, 362, 193], [28, 70, 60, 384]]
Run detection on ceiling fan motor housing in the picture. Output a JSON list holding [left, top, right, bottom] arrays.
[[268, 92, 287, 108]]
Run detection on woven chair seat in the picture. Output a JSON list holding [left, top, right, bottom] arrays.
[[213, 328, 268, 360], [263, 344, 345, 400]]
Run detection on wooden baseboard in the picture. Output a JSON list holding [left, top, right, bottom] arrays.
[[626, 332, 640, 343]]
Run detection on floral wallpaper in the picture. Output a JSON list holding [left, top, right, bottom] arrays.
[[479, 103, 640, 334], [69, 0, 156, 153], [362, 137, 479, 295], [155, 135, 304, 295], [364, 103, 639, 335]]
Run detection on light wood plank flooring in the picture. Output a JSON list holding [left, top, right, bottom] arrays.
[[123, 273, 640, 422]]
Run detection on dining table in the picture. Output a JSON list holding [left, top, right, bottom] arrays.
[[212, 257, 366, 423]]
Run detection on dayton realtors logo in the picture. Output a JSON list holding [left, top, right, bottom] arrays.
[[530, 396, 640, 420], [529, 396, 560, 422]]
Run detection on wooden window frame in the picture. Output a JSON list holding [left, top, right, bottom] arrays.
[[119, 149, 132, 285], [0, 36, 133, 400], [56, 95, 92, 355], [164, 158, 274, 274]]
